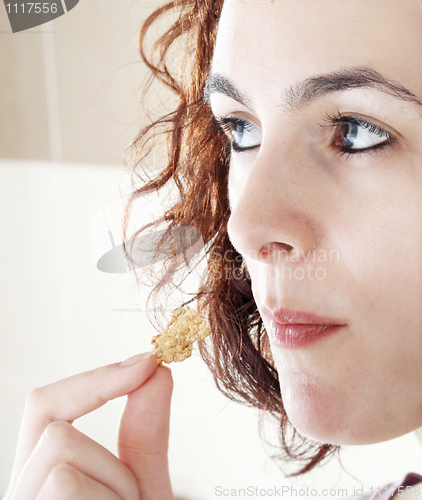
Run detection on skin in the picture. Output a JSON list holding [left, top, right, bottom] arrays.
[[4, 353, 175, 500], [208, 0, 422, 447]]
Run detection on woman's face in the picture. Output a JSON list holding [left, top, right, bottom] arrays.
[[207, 0, 422, 445]]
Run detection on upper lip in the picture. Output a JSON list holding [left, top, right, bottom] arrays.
[[261, 305, 347, 326]]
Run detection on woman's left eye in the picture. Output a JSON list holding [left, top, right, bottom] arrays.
[[322, 111, 395, 158]]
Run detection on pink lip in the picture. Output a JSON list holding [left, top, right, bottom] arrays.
[[261, 305, 347, 349]]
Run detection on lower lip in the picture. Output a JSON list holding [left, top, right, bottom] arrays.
[[269, 322, 345, 348]]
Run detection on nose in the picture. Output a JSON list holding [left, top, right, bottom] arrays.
[[227, 147, 322, 264]]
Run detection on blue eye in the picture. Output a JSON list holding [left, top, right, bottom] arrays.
[[215, 116, 261, 153]]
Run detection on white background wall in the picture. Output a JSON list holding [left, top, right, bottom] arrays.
[[1, 1, 422, 499]]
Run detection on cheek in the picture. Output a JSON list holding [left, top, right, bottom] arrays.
[[337, 199, 422, 321]]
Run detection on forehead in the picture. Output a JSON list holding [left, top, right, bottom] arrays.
[[211, 0, 422, 104]]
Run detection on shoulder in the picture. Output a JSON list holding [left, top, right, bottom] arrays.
[[390, 472, 422, 500], [391, 483, 421, 499]]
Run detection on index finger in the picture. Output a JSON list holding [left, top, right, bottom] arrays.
[[8, 352, 157, 492]]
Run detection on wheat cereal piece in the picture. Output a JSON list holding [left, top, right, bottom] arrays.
[[152, 306, 210, 365]]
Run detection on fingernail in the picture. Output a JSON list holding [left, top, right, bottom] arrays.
[[119, 352, 154, 367]]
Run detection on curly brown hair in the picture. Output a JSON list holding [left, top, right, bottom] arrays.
[[122, 0, 340, 476]]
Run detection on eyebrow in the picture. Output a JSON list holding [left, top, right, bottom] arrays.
[[203, 66, 422, 113]]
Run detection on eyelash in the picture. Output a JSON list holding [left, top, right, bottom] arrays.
[[214, 116, 260, 154], [214, 111, 396, 159], [322, 111, 395, 159]]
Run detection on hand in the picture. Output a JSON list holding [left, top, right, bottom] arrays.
[[4, 352, 175, 500]]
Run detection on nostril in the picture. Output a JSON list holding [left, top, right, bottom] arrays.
[[260, 242, 294, 261], [259, 244, 271, 259]]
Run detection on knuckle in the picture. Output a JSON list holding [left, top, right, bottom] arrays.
[[47, 464, 86, 495], [44, 421, 74, 447], [25, 386, 45, 411]]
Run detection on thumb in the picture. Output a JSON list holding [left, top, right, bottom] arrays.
[[118, 364, 174, 500]]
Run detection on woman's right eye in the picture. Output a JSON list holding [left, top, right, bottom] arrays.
[[215, 116, 262, 153]]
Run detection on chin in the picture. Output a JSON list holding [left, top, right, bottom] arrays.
[[281, 376, 408, 446], [282, 381, 349, 444]]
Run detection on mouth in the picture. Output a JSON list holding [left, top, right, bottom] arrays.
[[261, 305, 348, 349]]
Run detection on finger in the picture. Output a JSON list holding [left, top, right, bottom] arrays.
[[8, 352, 156, 494], [12, 421, 139, 500], [36, 464, 121, 500], [118, 365, 174, 500]]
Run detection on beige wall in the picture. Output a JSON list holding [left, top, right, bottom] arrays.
[[0, 0, 162, 165]]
